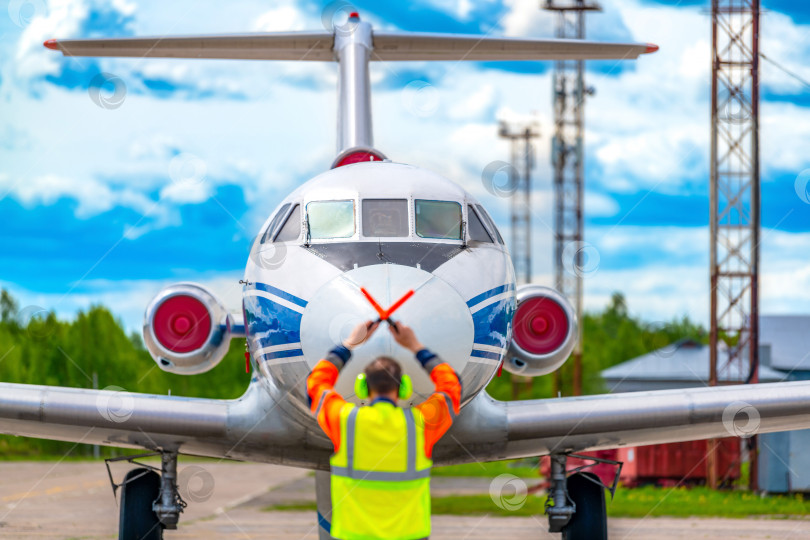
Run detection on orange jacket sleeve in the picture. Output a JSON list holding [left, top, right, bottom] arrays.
[[415, 360, 461, 458], [307, 358, 348, 451]]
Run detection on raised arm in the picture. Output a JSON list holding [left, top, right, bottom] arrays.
[[306, 321, 379, 449], [389, 322, 461, 457]]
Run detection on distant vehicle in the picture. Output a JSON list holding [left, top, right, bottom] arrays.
[[3, 12, 807, 540]]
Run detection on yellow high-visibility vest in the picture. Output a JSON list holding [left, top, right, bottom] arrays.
[[329, 401, 432, 540]]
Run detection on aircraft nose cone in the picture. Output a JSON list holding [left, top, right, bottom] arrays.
[[299, 264, 473, 404]]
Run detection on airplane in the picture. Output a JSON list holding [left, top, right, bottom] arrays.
[[3, 10, 810, 540]]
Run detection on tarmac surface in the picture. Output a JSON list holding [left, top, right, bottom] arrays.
[[0, 461, 808, 539]]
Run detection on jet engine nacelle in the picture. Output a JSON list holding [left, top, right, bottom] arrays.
[[143, 282, 241, 375], [504, 285, 578, 377]]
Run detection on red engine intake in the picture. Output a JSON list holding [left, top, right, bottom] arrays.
[[143, 283, 234, 375], [505, 285, 577, 377]]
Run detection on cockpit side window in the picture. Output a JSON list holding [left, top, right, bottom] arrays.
[[475, 204, 504, 245], [261, 203, 290, 244], [306, 200, 356, 240], [362, 199, 409, 237], [275, 204, 300, 242], [467, 205, 493, 242], [415, 200, 462, 240]]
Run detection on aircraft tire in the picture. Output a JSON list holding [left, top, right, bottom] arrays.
[[561, 472, 607, 540], [119, 467, 163, 540]]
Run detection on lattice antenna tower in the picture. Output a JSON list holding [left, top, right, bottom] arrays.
[[543, 0, 601, 396], [708, 0, 760, 489]]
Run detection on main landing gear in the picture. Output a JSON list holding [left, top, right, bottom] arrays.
[[105, 451, 186, 540], [545, 453, 622, 540]]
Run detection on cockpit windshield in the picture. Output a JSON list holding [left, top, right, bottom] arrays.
[[362, 199, 409, 237], [415, 199, 462, 240], [307, 200, 356, 239]]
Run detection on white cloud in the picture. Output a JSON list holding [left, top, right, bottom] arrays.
[[253, 1, 316, 32], [0, 172, 153, 217], [500, 0, 555, 38], [15, 0, 90, 81], [578, 226, 810, 325], [761, 102, 810, 175], [128, 134, 180, 160], [159, 180, 211, 205], [760, 10, 810, 95], [422, 0, 488, 21], [14, 0, 137, 83], [448, 83, 497, 120], [585, 191, 619, 217]]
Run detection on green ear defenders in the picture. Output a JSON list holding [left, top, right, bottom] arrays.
[[355, 372, 413, 401]]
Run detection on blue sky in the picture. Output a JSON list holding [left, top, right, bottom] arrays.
[[1, 0, 809, 330]]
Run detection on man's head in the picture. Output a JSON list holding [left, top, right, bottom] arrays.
[[365, 356, 402, 400]]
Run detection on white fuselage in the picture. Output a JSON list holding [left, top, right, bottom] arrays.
[[242, 161, 516, 422]]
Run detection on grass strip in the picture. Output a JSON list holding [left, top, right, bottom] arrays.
[[265, 487, 810, 519]]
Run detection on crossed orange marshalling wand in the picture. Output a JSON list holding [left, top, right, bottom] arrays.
[[359, 288, 415, 327]]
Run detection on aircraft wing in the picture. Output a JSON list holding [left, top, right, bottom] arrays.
[[44, 32, 656, 62], [437, 380, 810, 463], [0, 381, 329, 468], [4, 377, 810, 468]]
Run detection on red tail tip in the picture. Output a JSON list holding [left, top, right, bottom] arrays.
[[645, 43, 659, 53], [349, 12, 360, 19], [43, 39, 59, 50]]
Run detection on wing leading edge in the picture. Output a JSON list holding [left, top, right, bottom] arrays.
[[435, 380, 810, 463]]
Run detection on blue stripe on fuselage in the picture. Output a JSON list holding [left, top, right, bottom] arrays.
[[471, 294, 514, 350], [471, 349, 502, 360], [243, 294, 303, 347], [465, 283, 515, 308], [260, 348, 305, 360], [247, 282, 308, 308]]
